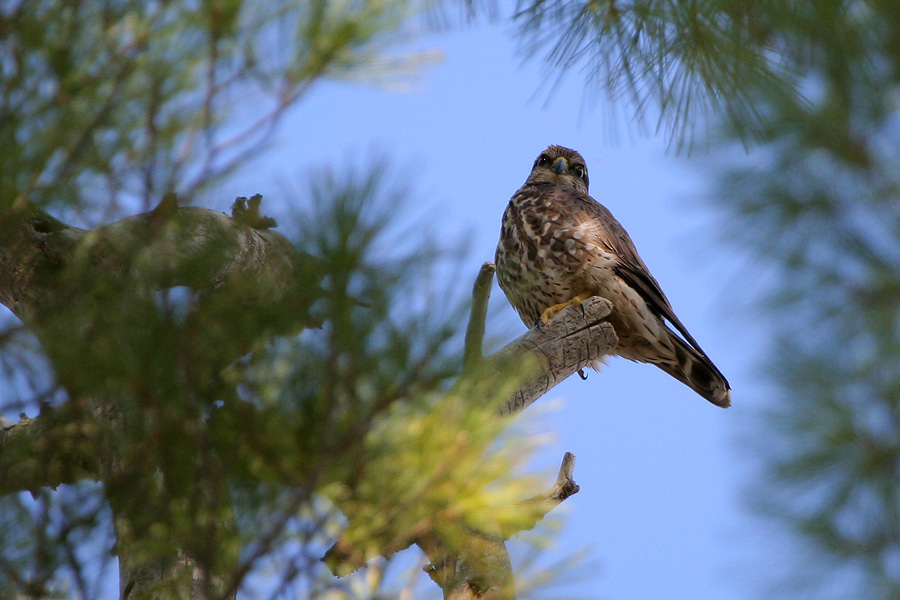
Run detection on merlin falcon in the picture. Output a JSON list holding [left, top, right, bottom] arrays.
[[494, 145, 731, 407]]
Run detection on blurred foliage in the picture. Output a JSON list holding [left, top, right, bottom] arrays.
[[0, 154, 566, 597], [708, 1, 900, 597], [0, 0, 429, 214], [511, 0, 799, 148], [223, 164, 555, 589]]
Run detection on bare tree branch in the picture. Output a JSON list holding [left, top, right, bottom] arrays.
[[463, 261, 496, 374], [412, 271, 611, 600], [495, 296, 614, 415]]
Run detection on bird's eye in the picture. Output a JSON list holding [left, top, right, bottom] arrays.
[[573, 165, 586, 179], [536, 155, 550, 167]]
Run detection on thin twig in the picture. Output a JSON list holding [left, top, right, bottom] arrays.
[[463, 262, 496, 375]]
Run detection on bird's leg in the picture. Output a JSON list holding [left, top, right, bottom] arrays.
[[539, 291, 594, 325]]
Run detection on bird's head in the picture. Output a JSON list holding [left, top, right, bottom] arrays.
[[525, 145, 589, 194]]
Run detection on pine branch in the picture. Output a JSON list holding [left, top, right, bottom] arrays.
[[325, 266, 615, 598], [0, 208, 616, 600]]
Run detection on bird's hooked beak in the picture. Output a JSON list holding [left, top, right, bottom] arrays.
[[551, 156, 569, 175]]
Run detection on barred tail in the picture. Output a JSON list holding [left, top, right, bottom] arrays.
[[655, 328, 731, 408]]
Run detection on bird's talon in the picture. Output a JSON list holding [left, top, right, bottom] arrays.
[[539, 303, 563, 325], [577, 369, 588, 380]]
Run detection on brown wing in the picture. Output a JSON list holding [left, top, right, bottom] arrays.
[[543, 185, 709, 356]]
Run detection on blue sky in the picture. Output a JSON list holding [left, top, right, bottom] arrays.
[[239, 17, 774, 600]]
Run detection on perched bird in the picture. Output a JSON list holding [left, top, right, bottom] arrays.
[[494, 145, 731, 407]]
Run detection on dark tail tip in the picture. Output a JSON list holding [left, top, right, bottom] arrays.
[[660, 334, 731, 408]]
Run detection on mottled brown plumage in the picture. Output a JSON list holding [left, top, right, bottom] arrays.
[[495, 145, 731, 407]]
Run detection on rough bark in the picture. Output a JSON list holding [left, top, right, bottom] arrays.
[[491, 295, 614, 415]]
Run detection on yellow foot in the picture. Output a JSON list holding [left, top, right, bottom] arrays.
[[539, 291, 594, 325]]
